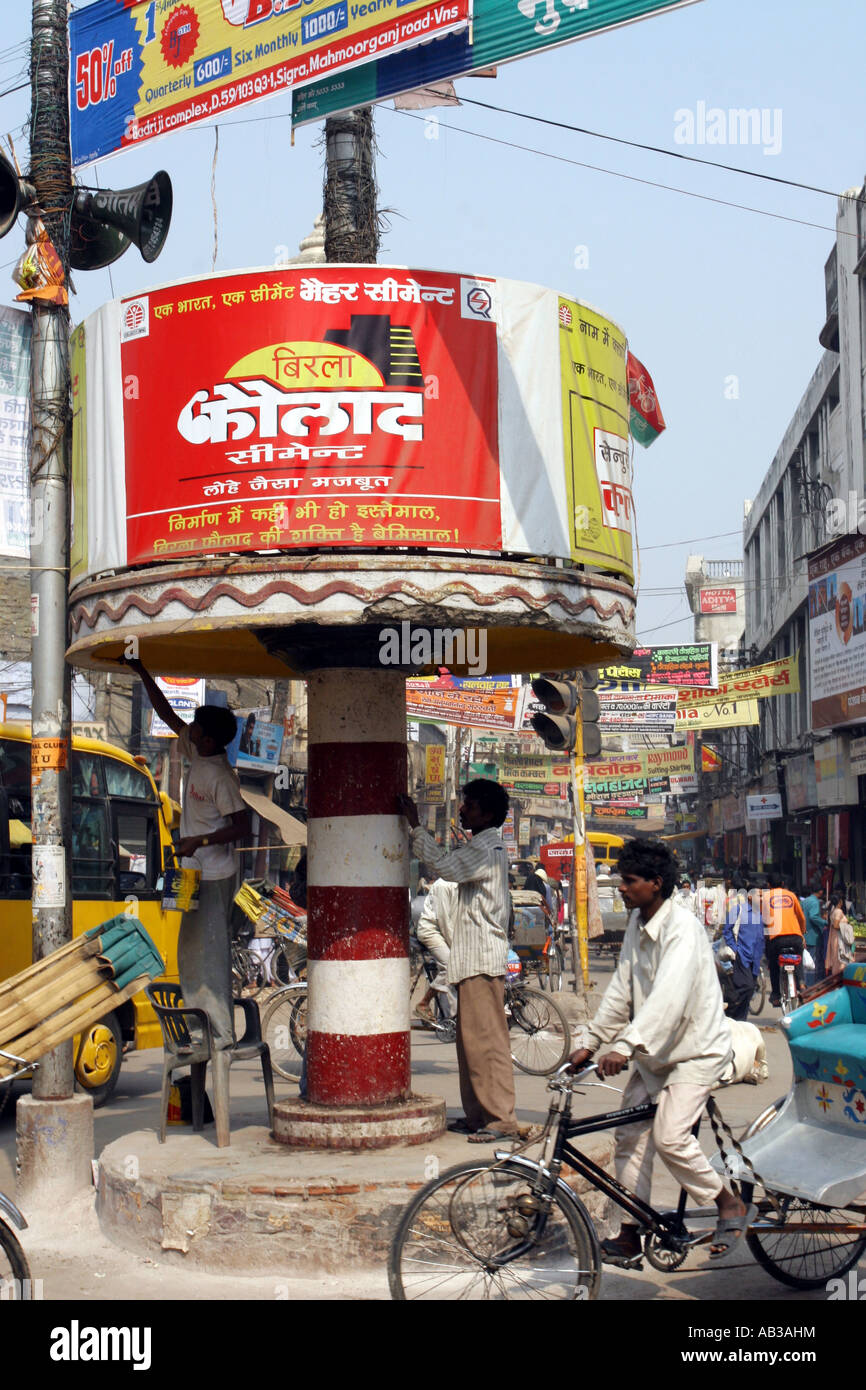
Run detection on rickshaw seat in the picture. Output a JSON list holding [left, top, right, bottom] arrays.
[[711, 964, 866, 1207]]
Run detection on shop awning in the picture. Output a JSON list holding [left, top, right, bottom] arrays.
[[660, 829, 707, 843], [240, 790, 307, 846]]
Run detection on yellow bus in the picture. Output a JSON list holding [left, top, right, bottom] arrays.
[[0, 723, 180, 1105], [587, 831, 626, 868]]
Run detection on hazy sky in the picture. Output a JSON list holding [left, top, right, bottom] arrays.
[[1, 0, 862, 651]]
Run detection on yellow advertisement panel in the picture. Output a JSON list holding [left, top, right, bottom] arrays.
[[559, 298, 633, 584], [677, 654, 799, 709], [675, 699, 759, 730]]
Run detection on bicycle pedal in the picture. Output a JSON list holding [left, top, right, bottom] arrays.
[[601, 1252, 644, 1271]]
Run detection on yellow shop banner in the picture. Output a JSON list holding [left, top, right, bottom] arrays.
[[559, 298, 633, 584]]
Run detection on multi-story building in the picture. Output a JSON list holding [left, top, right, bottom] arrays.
[[735, 177, 866, 895]]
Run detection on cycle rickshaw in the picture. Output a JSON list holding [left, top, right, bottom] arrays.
[[389, 963, 866, 1299]]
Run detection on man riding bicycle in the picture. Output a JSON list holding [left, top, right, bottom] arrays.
[[568, 838, 754, 1265]]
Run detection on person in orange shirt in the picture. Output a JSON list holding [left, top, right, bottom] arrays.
[[762, 871, 806, 1006]]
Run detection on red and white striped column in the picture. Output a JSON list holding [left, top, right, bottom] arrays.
[[305, 667, 411, 1106]]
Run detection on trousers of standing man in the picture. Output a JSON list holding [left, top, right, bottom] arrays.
[[178, 877, 236, 1050], [612, 1071, 722, 1221], [455, 974, 519, 1134]]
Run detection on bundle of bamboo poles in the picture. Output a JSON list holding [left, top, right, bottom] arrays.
[[0, 915, 165, 1082]]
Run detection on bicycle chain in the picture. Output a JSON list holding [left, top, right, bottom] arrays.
[[705, 1095, 782, 1220]]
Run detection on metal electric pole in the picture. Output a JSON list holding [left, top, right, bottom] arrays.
[[28, 0, 73, 1098], [17, 0, 94, 1209]]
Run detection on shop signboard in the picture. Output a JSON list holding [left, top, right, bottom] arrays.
[[809, 532, 866, 729], [597, 688, 677, 732], [745, 792, 782, 820], [785, 753, 817, 812], [600, 643, 718, 689], [292, 0, 701, 125], [0, 307, 30, 559], [815, 735, 858, 808], [149, 675, 206, 736], [69, 0, 470, 165], [72, 268, 634, 585], [407, 677, 526, 732]]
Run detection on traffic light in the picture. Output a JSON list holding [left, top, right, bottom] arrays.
[[530, 673, 601, 757], [530, 678, 578, 751]]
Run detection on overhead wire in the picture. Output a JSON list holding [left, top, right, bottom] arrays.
[[383, 106, 849, 238]]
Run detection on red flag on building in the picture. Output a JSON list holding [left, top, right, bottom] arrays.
[[701, 745, 722, 772], [627, 352, 666, 447]]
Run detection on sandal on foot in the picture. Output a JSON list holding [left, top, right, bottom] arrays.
[[467, 1128, 520, 1144], [446, 1118, 475, 1134], [600, 1234, 643, 1270], [708, 1203, 756, 1260]]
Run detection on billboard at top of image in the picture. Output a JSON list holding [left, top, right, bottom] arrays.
[[808, 532, 866, 730], [599, 643, 717, 689], [70, 266, 636, 584], [293, 0, 701, 124], [69, 0, 470, 165]]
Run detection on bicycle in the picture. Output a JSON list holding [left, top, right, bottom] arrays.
[[231, 924, 306, 996], [388, 1062, 866, 1300], [749, 959, 769, 1016], [410, 940, 571, 1074], [0, 1191, 30, 1298], [261, 982, 308, 1081]]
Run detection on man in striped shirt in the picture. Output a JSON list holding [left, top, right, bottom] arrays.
[[398, 779, 523, 1142]]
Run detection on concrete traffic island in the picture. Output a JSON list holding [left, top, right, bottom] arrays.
[[272, 1093, 446, 1149], [95, 1123, 614, 1275]]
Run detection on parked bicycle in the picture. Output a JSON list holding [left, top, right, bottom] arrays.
[[409, 941, 571, 1075], [389, 1057, 866, 1299], [0, 1191, 30, 1298], [261, 983, 308, 1081]]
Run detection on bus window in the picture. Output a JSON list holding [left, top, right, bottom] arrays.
[[113, 807, 159, 896], [71, 799, 113, 897], [71, 751, 105, 798], [104, 760, 154, 800], [0, 738, 30, 793]]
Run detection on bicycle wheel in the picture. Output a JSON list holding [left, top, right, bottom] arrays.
[[262, 986, 308, 1081], [289, 993, 308, 1056], [749, 964, 768, 1016], [388, 1159, 600, 1301], [507, 985, 571, 1076], [0, 1216, 31, 1297], [742, 1183, 866, 1289], [546, 944, 564, 993]]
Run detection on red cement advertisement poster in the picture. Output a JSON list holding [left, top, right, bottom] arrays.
[[119, 267, 501, 563]]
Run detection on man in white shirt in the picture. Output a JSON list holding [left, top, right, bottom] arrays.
[[126, 660, 249, 1050], [415, 877, 458, 1021], [399, 779, 525, 1142], [569, 838, 754, 1265]]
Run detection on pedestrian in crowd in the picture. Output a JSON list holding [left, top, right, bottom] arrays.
[[721, 883, 765, 1021], [800, 880, 826, 986], [826, 893, 856, 976], [398, 779, 531, 1143], [568, 838, 751, 1264], [125, 658, 249, 1050], [763, 871, 806, 1007], [675, 875, 696, 917], [414, 877, 458, 1025]]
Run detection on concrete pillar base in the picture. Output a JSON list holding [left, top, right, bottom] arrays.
[[273, 1093, 446, 1150], [15, 1093, 94, 1210]]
